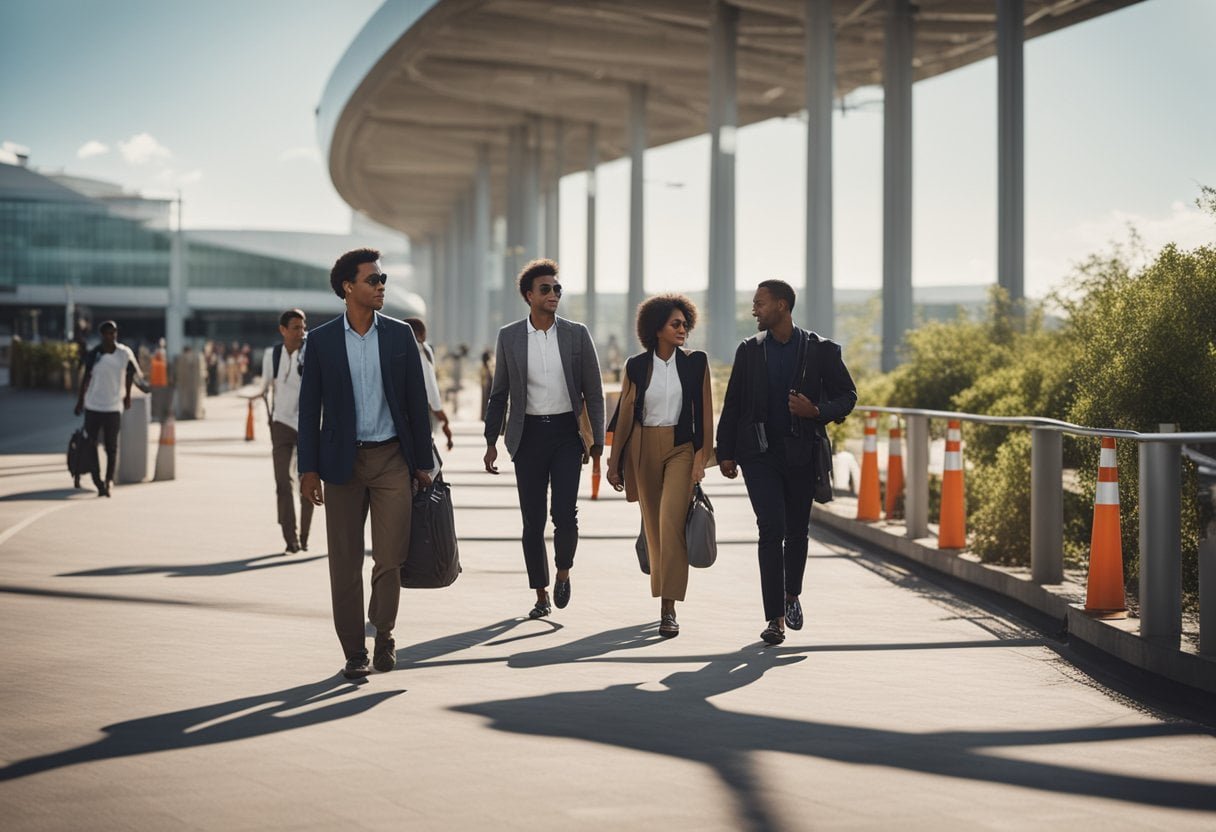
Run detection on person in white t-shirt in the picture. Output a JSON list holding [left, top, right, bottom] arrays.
[[259, 308, 313, 554], [404, 317, 454, 453], [74, 320, 141, 497]]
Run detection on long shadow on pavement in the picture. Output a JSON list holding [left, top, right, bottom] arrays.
[[58, 552, 327, 578], [454, 644, 1216, 830], [0, 676, 402, 782]]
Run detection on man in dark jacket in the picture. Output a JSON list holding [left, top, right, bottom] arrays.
[[298, 248, 435, 679], [716, 280, 856, 645]]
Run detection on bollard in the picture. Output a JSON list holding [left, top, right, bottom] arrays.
[[1031, 428, 1063, 584], [1139, 426, 1181, 644], [116, 395, 150, 484], [245, 399, 255, 441], [153, 415, 176, 481], [905, 414, 929, 539]]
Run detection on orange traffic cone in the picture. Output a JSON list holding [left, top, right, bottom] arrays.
[[938, 419, 966, 548], [245, 399, 255, 441], [856, 411, 882, 521], [591, 455, 602, 500], [154, 414, 176, 481], [884, 415, 904, 520], [1085, 437, 1128, 618]]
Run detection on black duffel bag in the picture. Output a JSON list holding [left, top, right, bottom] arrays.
[[401, 474, 461, 588]]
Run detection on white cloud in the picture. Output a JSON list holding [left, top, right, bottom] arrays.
[[77, 140, 110, 159], [279, 146, 321, 163], [156, 168, 204, 187], [118, 132, 171, 165], [0, 140, 30, 164], [1028, 202, 1216, 297]]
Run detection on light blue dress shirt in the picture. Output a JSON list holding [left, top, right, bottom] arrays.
[[344, 312, 397, 442]]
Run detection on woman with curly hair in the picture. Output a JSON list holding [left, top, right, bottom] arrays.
[[606, 293, 713, 638]]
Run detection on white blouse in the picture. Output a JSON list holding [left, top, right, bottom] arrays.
[[642, 351, 683, 426]]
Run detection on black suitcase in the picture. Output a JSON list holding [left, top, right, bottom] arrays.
[[67, 427, 89, 485], [401, 474, 461, 588]]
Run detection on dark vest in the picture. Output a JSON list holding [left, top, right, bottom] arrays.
[[623, 349, 708, 451]]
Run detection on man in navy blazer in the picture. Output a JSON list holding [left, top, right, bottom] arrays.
[[299, 247, 435, 679]]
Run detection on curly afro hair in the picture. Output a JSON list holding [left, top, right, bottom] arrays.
[[329, 248, 381, 299], [635, 293, 698, 351], [517, 258, 558, 300]]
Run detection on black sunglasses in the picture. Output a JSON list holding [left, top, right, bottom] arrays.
[[360, 273, 388, 287], [536, 283, 562, 297], [670, 319, 688, 330]]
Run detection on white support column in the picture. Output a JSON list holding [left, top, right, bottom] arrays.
[[586, 123, 599, 337], [881, 0, 914, 372], [445, 212, 460, 348], [505, 125, 524, 316], [460, 192, 476, 347], [473, 144, 492, 349], [708, 0, 738, 362], [545, 119, 563, 262], [997, 0, 1025, 305], [166, 194, 188, 355], [805, 0, 835, 338], [628, 84, 647, 338], [524, 118, 541, 261]]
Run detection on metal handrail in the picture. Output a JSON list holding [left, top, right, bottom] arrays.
[[855, 405, 1216, 444], [847, 404, 1215, 655]]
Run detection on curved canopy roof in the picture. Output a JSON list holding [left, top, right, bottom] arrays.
[[319, 0, 1140, 239]]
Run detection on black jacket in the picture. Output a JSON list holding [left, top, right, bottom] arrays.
[[609, 349, 710, 452], [716, 327, 856, 465]]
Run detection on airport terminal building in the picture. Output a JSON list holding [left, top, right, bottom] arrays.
[[0, 158, 421, 352]]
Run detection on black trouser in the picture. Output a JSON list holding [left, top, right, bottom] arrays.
[[741, 439, 816, 621], [84, 409, 122, 491], [513, 412, 583, 589]]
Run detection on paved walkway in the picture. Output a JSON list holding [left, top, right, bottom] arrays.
[[1, 390, 1215, 830]]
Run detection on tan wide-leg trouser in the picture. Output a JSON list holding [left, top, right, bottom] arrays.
[[636, 426, 694, 602]]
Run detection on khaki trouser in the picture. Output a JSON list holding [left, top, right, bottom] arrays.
[[323, 443, 413, 658], [270, 421, 314, 549], [636, 426, 694, 602]]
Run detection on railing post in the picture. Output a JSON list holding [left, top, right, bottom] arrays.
[[1139, 426, 1181, 645], [1031, 428, 1063, 583], [905, 414, 929, 539], [1201, 514, 1216, 656]]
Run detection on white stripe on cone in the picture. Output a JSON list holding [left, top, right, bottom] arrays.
[[863, 436, 878, 452], [948, 429, 962, 442], [1096, 481, 1119, 505], [944, 451, 962, 470], [1100, 448, 1117, 468]]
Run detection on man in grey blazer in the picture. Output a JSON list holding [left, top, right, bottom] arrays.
[[484, 259, 605, 619]]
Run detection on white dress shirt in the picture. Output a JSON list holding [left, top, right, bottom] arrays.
[[260, 343, 304, 430], [525, 317, 573, 415], [642, 350, 682, 426]]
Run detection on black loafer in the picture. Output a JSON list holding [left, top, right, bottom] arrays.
[[554, 578, 571, 609], [659, 613, 680, 639], [760, 620, 785, 645], [785, 597, 804, 631], [342, 650, 371, 679], [528, 599, 552, 619], [373, 636, 396, 672]]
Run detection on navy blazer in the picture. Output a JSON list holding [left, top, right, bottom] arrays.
[[297, 312, 435, 484]]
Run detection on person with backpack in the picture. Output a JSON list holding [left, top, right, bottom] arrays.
[[606, 293, 713, 639], [716, 280, 856, 645], [74, 320, 143, 497], [259, 308, 313, 555]]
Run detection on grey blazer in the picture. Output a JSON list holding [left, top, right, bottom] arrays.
[[484, 316, 605, 460]]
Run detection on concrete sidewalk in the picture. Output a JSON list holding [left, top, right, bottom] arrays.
[[1, 391, 1215, 830]]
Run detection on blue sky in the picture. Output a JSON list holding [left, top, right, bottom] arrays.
[[3, 0, 1213, 299]]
